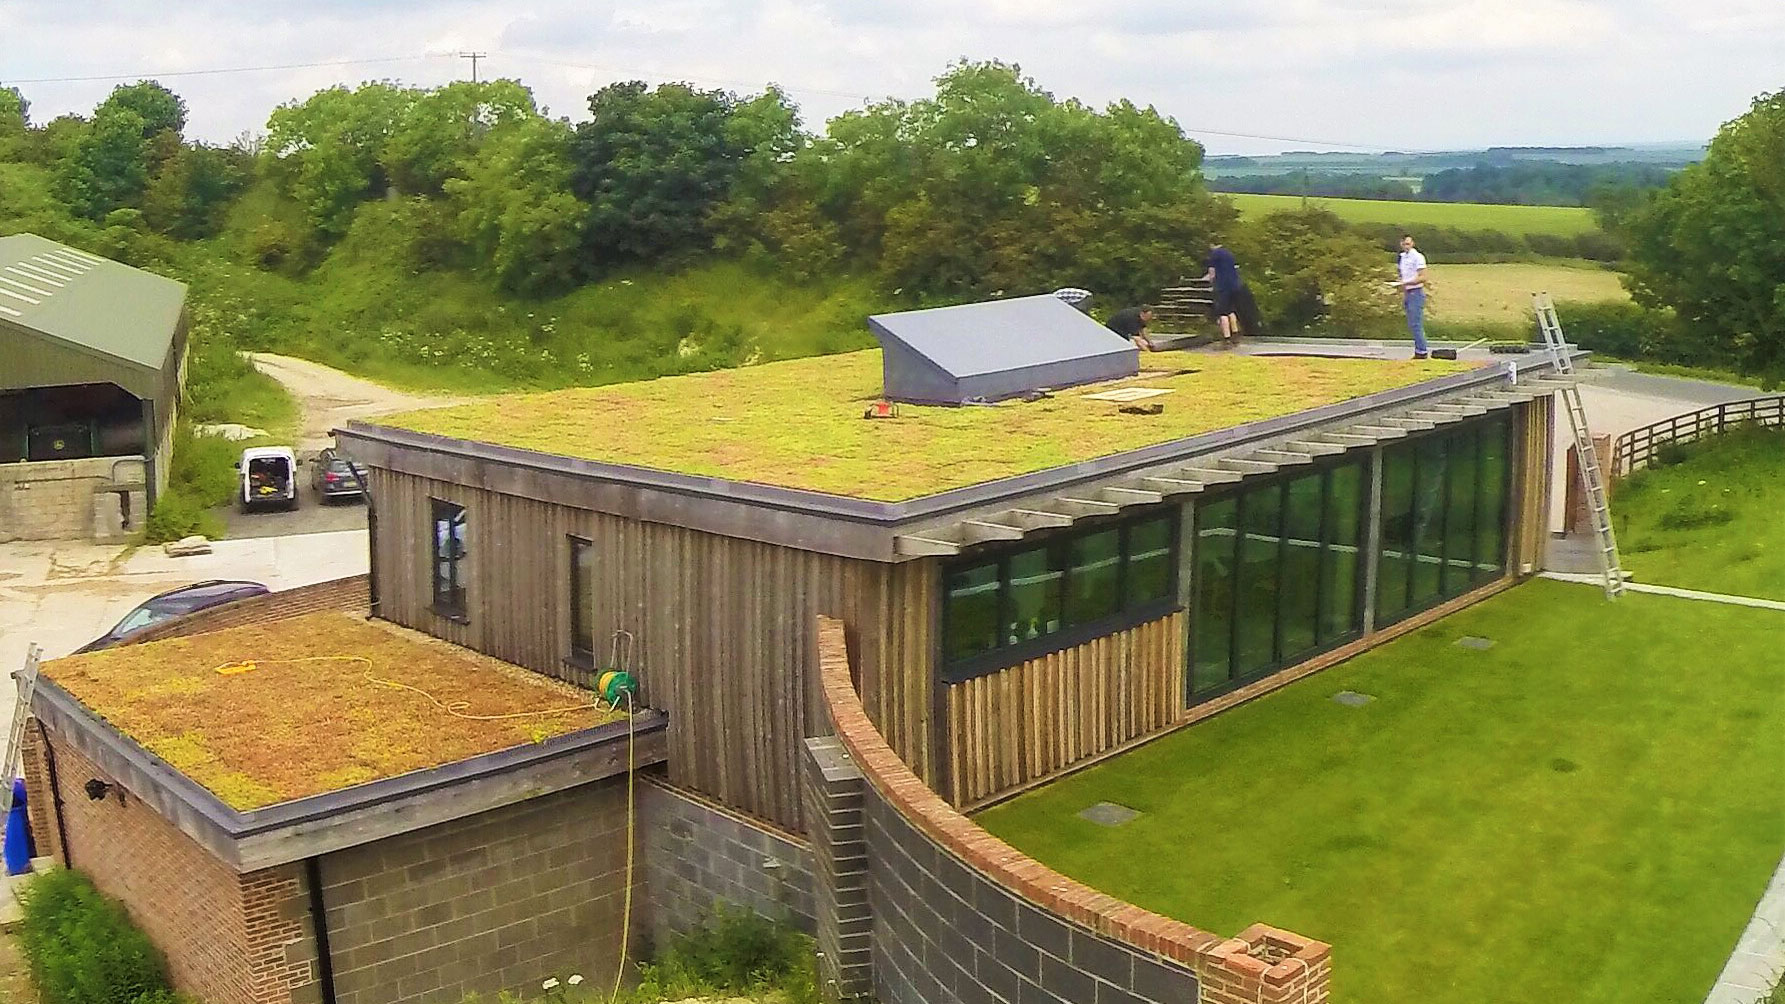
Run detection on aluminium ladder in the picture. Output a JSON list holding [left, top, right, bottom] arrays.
[[1533, 293, 1625, 598], [0, 645, 43, 824]]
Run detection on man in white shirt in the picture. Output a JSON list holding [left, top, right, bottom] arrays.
[[1397, 234, 1430, 359]]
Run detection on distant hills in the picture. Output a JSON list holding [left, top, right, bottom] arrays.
[[1206, 144, 1706, 178]]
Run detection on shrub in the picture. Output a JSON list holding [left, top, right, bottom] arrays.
[[18, 869, 171, 1004], [630, 906, 819, 1004]]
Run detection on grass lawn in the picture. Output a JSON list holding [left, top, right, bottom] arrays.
[[384, 350, 1471, 501], [977, 579, 1785, 1004], [1225, 192, 1600, 237], [46, 611, 624, 809], [1428, 262, 1628, 325], [1615, 425, 1785, 601]]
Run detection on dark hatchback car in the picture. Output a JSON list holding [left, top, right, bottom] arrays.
[[312, 448, 370, 502], [74, 580, 270, 653]]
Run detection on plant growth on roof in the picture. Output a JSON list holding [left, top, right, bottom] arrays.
[[382, 349, 1473, 501], [45, 612, 625, 810]]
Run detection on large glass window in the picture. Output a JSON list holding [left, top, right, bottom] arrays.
[[1192, 457, 1370, 699], [569, 536, 595, 664], [431, 498, 468, 618], [1375, 414, 1516, 628], [941, 510, 1179, 680]]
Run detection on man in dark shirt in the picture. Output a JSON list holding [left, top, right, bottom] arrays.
[[1203, 243, 1244, 347], [1106, 306, 1154, 351]]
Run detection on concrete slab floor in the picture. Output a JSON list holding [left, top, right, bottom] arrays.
[[0, 529, 369, 728]]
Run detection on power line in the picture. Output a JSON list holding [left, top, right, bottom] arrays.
[[496, 49, 882, 105], [457, 52, 489, 84], [2, 55, 434, 86]]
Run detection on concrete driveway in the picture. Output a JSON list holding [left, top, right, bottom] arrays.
[[0, 529, 369, 726]]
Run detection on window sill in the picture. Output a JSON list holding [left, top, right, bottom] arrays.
[[432, 608, 470, 626], [563, 652, 597, 674], [942, 601, 1181, 684]]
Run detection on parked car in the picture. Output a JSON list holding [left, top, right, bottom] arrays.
[[74, 580, 271, 653], [311, 447, 370, 502], [239, 446, 298, 512]]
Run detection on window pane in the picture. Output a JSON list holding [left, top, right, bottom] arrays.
[[1280, 473, 1323, 658], [570, 538, 595, 657], [1235, 485, 1282, 677], [1008, 547, 1064, 643], [944, 563, 1000, 663], [1124, 517, 1174, 607], [1321, 461, 1365, 641], [1476, 417, 1510, 577], [1192, 498, 1238, 693], [1064, 530, 1120, 626], [1410, 436, 1447, 606], [431, 500, 467, 612], [1443, 427, 1479, 595], [1377, 445, 1415, 623]]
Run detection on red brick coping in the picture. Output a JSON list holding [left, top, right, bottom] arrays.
[[815, 616, 1332, 1002]]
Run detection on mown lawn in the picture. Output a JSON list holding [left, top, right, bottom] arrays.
[[977, 579, 1785, 1004], [1616, 425, 1785, 601], [1429, 262, 1628, 324], [1225, 192, 1600, 237]]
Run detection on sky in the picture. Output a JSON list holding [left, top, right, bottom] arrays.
[[1, 0, 1780, 155]]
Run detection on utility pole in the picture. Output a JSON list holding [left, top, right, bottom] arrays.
[[457, 51, 487, 83]]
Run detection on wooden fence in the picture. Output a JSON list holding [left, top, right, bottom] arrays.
[[1610, 395, 1785, 479]]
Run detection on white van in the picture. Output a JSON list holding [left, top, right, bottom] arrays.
[[238, 446, 299, 512]]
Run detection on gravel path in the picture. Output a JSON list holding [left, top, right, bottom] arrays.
[[246, 353, 475, 453]]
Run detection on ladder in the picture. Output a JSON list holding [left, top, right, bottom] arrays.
[[1533, 293, 1625, 598], [0, 645, 43, 822]]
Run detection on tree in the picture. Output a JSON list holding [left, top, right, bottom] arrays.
[[445, 116, 584, 295], [141, 143, 250, 238], [568, 81, 786, 267], [0, 87, 26, 159], [266, 82, 416, 238], [56, 109, 151, 220], [1615, 90, 1785, 385], [1228, 208, 1399, 335], [383, 79, 541, 196], [96, 81, 186, 140]]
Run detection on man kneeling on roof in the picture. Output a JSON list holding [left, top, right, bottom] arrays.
[[1106, 305, 1155, 351]]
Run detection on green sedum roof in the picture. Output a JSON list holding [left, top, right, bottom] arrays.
[[381, 349, 1476, 502], [0, 232, 186, 373]]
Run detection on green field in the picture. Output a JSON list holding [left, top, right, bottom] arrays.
[[1430, 262, 1628, 324], [978, 580, 1785, 1004], [1226, 192, 1600, 237]]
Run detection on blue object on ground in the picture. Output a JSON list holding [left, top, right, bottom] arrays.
[[4, 777, 31, 875]]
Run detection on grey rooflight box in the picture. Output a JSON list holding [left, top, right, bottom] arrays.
[[869, 294, 1139, 405]]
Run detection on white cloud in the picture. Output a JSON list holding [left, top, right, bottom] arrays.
[[1, 0, 1773, 153]]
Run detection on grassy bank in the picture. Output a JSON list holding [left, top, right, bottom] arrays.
[[978, 579, 1785, 1004], [1615, 425, 1785, 600], [1225, 192, 1599, 237]]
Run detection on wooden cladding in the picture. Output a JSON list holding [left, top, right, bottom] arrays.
[[367, 468, 936, 833], [946, 612, 1185, 806], [1512, 397, 1555, 574]]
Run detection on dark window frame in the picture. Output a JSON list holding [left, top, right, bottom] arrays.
[[567, 535, 595, 668], [939, 506, 1181, 683], [430, 497, 468, 622], [1188, 452, 1371, 705], [1374, 414, 1516, 629]]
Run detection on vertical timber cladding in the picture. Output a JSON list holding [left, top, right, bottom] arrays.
[[945, 614, 1184, 807], [366, 467, 937, 832], [1512, 395, 1556, 573]]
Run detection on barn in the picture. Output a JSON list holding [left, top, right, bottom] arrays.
[[0, 233, 187, 541]]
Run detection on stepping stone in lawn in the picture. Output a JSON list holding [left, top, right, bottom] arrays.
[[1077, 802, 1141, 827], [1333, 690, 1375, 707], [1457, 636, 1496, 651]]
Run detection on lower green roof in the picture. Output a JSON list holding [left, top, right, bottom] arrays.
[[381, 349, 1474, 501]]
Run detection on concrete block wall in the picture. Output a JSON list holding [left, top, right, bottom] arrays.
[[639, 775, 816, 944], [0, 456, 140, 542], [802, 737, 872, 999], [318, 778, 641, 1004], [21, 727, 320, 1004]]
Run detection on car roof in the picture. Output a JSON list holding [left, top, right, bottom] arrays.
[[241, 446, 295, 461], [144, 580, 268, 604]]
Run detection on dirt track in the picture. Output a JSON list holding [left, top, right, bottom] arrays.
[[247, 353, 474, 452]]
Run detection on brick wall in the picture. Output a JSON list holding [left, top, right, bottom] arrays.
[[125, 576, 370, 644], [0, 456, 139, 542], [318, 777, 641, 1004], [811, 617, 1333, 1004], [22, 726, 319, 1004], [639, 774, 816, 943]]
